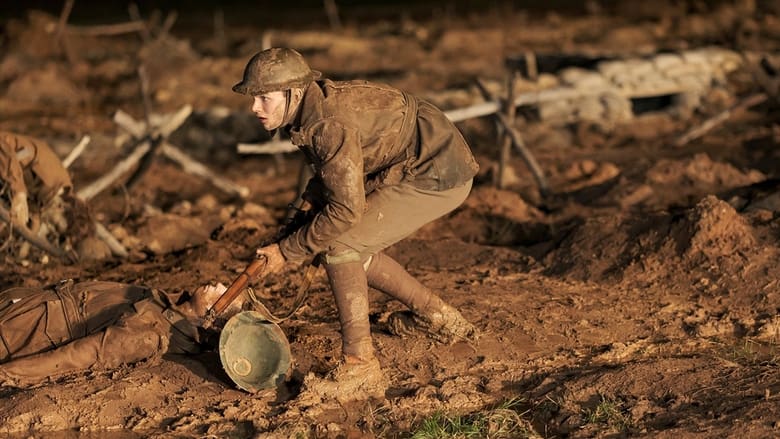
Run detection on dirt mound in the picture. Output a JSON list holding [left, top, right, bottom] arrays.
[[671, 194, 757, 262], [3, 2, 780, 438], [442, 185, 549, 247], [545, 195, 758, 282]]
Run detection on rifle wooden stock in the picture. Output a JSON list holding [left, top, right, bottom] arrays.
[[209, 257, 267, 317]]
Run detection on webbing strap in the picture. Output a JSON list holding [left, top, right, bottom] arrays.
[[246, 261, 318, 324]]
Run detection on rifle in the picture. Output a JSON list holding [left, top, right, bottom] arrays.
[[202, 206, 317, 329]]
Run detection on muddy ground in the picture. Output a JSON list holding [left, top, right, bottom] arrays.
[[2, 1, 780, 437]]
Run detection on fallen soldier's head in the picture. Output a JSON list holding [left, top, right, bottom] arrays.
[[176, 282, 245, 325]]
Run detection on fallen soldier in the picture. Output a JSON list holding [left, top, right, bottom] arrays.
[[0, 131, 72, 229], [0, 131, 112, 261], [0, 279, 242, 388]]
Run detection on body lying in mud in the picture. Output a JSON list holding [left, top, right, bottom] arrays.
[[0, 279, 241, 388]]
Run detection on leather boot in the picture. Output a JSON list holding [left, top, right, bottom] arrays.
[[366, 252, 478, 343], [298, 260, 386, 403]]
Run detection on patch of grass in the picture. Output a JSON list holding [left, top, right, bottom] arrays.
[[727, 339, 779, 366], [360, 402, 393, 437], [410, 398, 542, 439], [581, 394, 635, 432]]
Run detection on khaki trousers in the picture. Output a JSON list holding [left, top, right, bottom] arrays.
[[324, 179, 472, 263]]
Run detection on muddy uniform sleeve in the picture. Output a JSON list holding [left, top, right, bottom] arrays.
[[280, 121, 365, 262], [27, 136, 72, 202], [0, 134, 28, 198], [0, 308, 169, 388]]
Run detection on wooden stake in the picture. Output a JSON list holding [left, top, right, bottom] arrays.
[[114, 107, 248, 198], [78, 105, 192, 201], [674, 93, 767, 147], [127, 3, 152, 43], [66, 21, 148, 36], [323, 0, 343, 31], [444, 85, 621, 122], [524, 51, 538, 81], [0, 204, 76, 263], [498, 70, 518, 189], [161, 143, 250, 199], [261, 30, 273, 50], [155, 11, 178, 43], [213, 8, 227, 53], [495, 111, 551, 196], [63, 135, 91, 168], [76, 137, 152, 201], [475, 77, 550, 196], [124, 65, 159, 190], [56, 0, 77, 64], [93, 221, 128, 258]]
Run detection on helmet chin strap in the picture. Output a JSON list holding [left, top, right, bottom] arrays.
[[269, 90, 293, 135], [282, 89, 291, 125], [281, 87, 306, 128]]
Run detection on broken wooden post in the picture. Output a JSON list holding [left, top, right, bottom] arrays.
[[324, 0, 343, 32], [63, 135, 91, 168], [93, 222, 129, 258], [0, 204, 77, 263], [524, 51, 538, 81], [498, 70, 519, 189], [261, 30, 273, 50], [127, 3, 153, 43], [160, 143, 250, 198], [475, 78, 550, 196], [56, 0, 77, 64], [495, 111, 551, 197], [125, 65, 161, 190], [674, 93, 768, 147], [113, 107, 250, 199], [213, 8, 227, 54], [76, 138, 152, 201], [154, 11, 178, 44], [66, 21, 148, 37], [77, 105, 192, 201]]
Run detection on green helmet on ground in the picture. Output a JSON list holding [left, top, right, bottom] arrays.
[[232, 47, 321, 95], [218, 310, 292, 392]]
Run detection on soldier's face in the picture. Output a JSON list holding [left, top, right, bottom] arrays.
[[251, 91, 287, 131]]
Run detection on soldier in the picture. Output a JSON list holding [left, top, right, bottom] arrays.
[[0, 280, 242, 388], [232, 47, 480, 402], [0, 131, 72, 229]]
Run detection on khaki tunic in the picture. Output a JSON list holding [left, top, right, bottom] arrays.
[[0, 281, 201, 387], [0, 131, 73, 206], [280, 79, 479, 262]]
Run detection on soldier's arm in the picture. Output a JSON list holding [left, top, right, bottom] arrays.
[[279, 122, 365, 262], [0, 311, 168, 388], [0, 134, 30, 225], [26, 135, 73, 200]]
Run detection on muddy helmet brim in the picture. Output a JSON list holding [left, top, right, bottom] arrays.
[[218, 310, 292, 392], [232, 47, 321, 95]]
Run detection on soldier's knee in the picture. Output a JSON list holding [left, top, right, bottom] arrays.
[[322, 248, 362, 266], [322, 249, 375, 271]]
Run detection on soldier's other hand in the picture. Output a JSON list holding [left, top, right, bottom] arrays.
[[256, 243, 285, 274], [199, 282, 228, 297], [10, 192, 29, 227], [213, 282, 227, 295]]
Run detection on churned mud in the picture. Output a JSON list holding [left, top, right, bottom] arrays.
[[2, 1, 780, 437]]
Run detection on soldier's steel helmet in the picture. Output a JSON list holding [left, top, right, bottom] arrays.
[[232, 47, 321, 95], [219, 310, 292, 392]]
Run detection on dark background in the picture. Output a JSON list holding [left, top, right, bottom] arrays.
[[0, 1, 729, 28], [1, 1, 585, 24]]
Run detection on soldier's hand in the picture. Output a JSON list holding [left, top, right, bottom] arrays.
[[199, 282, 228, 297], [256, 243, 286, 274], [10, 192, 29, 227]]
